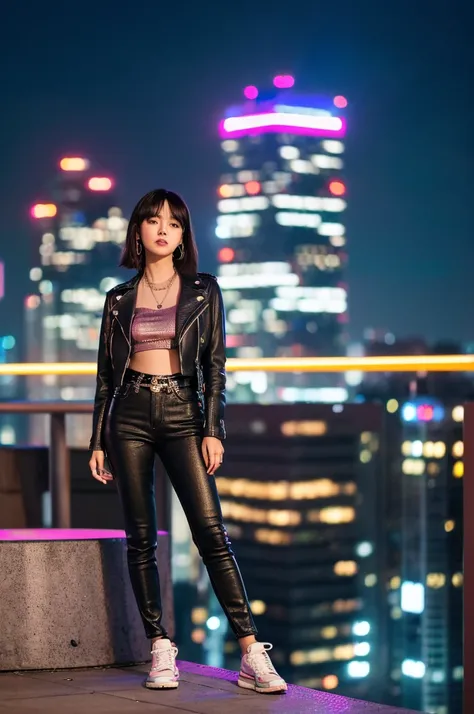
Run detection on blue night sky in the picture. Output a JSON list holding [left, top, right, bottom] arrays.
[[1, 0, 472, 349]]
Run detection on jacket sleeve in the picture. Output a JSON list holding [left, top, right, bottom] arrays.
[[89, 293, 113, 451], [202, 279, 226, 440]]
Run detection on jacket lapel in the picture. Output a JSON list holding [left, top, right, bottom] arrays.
[[111, 274, 140, 346], [176, 274, 208, 341]]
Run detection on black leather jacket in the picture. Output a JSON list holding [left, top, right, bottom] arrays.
[[89, 271, 226, 451]]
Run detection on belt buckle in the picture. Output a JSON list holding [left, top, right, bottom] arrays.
[[150, 376, 163, 393]]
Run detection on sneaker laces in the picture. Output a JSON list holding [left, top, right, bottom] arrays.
[[150, 644, 178, 673], [247, 642, 278, 677]]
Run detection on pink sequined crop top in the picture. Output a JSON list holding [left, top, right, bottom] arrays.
[[131, 306, 178, 353]]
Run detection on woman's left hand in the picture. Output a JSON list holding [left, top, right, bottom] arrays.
[[202, 437, 224, 475]]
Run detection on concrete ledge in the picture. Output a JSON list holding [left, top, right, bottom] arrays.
[[0, 528, 174, 671]]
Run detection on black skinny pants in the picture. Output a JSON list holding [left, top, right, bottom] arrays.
[[104, 374, 257, 640]]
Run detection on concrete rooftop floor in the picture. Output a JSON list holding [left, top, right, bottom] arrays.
[[0, 660, 423, 714]]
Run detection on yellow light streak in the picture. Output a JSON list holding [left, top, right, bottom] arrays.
[[0, 355, 473, 377]]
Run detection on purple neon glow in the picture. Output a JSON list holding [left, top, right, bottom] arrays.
[[243, 85, 258, 100], [0, 528, 168, 541], [273, 74, 295, 88], [220, 112, 346, 139]]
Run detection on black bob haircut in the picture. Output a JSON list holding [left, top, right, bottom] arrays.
[[120, 189, 198, 275]]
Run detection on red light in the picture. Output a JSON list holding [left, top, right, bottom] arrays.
[[218, 247, 235, 263], [333, 95, 348, 109], [31, 203, 57, 219], [226, 334, 244, 347], [25, 295, 41, 309], [88, 177, 112, 191], [245, 181, 261, 195], [417, 404, 434, 422], [322, 675, 338, 690], [329, 180, 346, 196]]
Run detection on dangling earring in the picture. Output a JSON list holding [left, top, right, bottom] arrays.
[[175, 244, 185, 261], [136, 240, 142, 256]]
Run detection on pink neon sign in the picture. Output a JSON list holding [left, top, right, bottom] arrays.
[[244, 85, 259, 100], [219, 112, 346, 138], [273, 75, 295, 88], [334, 95, 348, 108]]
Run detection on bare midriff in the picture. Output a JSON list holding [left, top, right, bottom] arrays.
[[129, 348, 180, 376], [129, 275, 181, 376]]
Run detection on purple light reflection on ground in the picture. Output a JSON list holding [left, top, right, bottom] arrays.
[[0, 528, 168, 541], [176, 661, 417, 712]]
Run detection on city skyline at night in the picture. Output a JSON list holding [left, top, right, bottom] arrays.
[[25, 156, 128, 446], [215, 78, 350, 403], [1, 2, 471, 350], [0, 4, 471, 712]]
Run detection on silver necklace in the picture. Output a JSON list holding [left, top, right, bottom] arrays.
[[146, 275, 175, 289], [144, 270, 177, 309]]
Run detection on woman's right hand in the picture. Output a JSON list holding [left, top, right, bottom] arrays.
[[89, 450, 114, 485]]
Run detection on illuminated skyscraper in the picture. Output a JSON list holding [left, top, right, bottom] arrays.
[[216, 76, 348, 403], [393, 399, 464, 714], [217, 402, 387, 700], [26, 157, 128, 445], [358, 338, 469, 713]]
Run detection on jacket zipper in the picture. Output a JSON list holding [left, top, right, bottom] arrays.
[[196, 316, 201, 363], [179, 303, 209, 344], [179, 303, 209, 375], [118, 319, 132, 386], [195, 314, 205, 399], [109, 321, 115, 372]]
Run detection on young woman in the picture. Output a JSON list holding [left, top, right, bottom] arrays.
[[88, 189, 286, 694]]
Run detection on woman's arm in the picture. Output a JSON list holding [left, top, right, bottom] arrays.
[[202, 279, 226, 440], [89, 293, 113, 451]]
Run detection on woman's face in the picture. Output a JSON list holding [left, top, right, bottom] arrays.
[[139, 200, 183, 260]]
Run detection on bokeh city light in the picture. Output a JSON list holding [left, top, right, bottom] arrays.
[[87, 177, 113, 191], [243, 85, 258, 99], [59, 157, 89, 171], [273, 74, 295, 88], [31, 203, 58, 219]]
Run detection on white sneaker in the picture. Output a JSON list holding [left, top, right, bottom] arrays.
[[238, 642, 287, 694], [145, 638, 179, 689]]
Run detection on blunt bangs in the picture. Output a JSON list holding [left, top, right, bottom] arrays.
[[135, 189, 188, 229], [120, 188, 198, 275]]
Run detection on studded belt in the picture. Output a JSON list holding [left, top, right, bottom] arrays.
[[124, 368, 195, 394]]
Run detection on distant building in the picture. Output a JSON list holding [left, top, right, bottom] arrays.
[[215, 76, 349, 403], [215, 402, 388, 702], [358, 336, 470, 713], [26, 157, 128, 446]]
